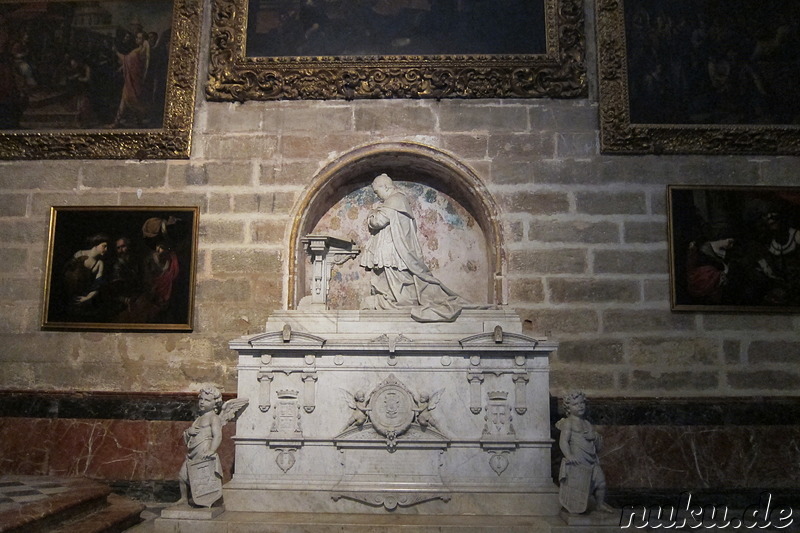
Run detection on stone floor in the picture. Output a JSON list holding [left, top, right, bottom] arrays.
[[0, 475, 144, 532], [0, 477, 77, 512], [125, 503, 167, 532], [5, 478, 799, 532]]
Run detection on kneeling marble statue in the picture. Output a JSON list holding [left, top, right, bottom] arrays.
[[359, 173, 470, 322], [556, 391, 614, 514], [177, 385, 248, 507]]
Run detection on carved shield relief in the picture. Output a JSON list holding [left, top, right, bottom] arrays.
[[559, 464, 592, 514], [483, 391, 514, 437], [187, 457, 222, 508], [489, 403, 509, 432], [368, 375, 415, 437], [271, 389, 302, 435]]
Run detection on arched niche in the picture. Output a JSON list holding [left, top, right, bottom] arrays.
[[288, 142, 505, 310]]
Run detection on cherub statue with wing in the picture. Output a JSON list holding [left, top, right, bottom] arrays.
[[177, 385, 248, 507], [413, 389, 444, 429], [342, 389, 370, 429]]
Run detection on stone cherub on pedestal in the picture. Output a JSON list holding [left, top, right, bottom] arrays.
[[556, 391, 615, 515], [177, 385, 248, 508]]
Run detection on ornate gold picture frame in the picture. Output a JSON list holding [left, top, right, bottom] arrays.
[[0, 0, 201, 159], [207, 0, 586, 100], [42, 206, 199, 331], [668, 185, 800, 312], [597, 0, 800, 154]]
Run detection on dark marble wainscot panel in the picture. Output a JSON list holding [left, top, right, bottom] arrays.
[[145, 420, 190, 481], [0, 417, 235, 483], [599, 425, 800, 490], [550, 396, 800, 427], [0, 391, 198, 421], [4, 392, 799, 503], [47, 418, 150, 479], [144, 420, 236, 482], [550, 397, 800, 507], [0, 417, 54, 475]]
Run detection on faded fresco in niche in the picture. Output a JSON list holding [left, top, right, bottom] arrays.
[[310, 181, 488, 310]]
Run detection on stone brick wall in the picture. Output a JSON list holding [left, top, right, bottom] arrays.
[[1, 97, 798, 397]]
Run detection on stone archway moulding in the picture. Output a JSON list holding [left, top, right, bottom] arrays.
[[287, 141, 506, 310]]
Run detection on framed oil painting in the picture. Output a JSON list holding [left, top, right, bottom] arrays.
[[207, 0, 586, 100], [597, 0, 800, 154], [42, 206, 199, 331], [0, 0, 201, 159], [668, 186, 800, 312]]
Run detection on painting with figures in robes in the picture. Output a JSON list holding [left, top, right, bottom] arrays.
[[42, 206, 199, 331], [668, 186, 800, 311], [0, 0, 174, 130]]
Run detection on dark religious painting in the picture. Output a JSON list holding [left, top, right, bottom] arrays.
[[207, 0, 586, 100], [246, 0, 545, 57], [0, 0, 201, 159], [597, 0, 800, 154], [42, 206, 199, 331], [668, 186, 800, 312]]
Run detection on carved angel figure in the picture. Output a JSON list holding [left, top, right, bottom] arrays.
[[343, 389, 370, 429], [413, 389, 444, 429], [177, 385, 248, 507], [557, 391, 613, 514]]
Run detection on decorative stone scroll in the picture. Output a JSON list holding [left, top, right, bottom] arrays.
[[513, 374, 530, 415], [257, 371, 273, 412], [468, 372, 484, 415], [370, 333, 412, 353], [302, 374, 318, 414], [332, 491, 451, 511]]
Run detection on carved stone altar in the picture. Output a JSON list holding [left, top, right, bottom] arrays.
[[225, 309, 559, 516]]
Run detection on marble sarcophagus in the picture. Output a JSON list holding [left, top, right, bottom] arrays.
[[226, 309, 559, 516]]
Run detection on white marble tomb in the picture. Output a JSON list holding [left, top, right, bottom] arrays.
[[226, 308, 559, 516]]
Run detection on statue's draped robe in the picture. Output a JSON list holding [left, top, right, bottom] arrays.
[[555, 417, 606, 495], [178, 415, 223, 491], [360, 190, 464, 322]]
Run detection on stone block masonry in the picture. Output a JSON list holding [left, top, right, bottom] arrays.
[[0, 96, 798, 398]]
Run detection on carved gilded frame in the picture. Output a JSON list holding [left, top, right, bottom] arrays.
[[597, 0, 800, 154], [207, 0, 586, 100], [0, 0, 202, 160]]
